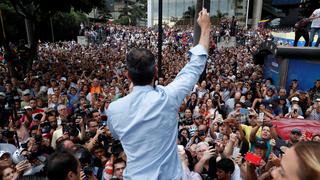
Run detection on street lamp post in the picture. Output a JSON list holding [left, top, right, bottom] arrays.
[[245, 0, 250, 29], [194, 0, 210, 83], [158, 0, 163, 78]]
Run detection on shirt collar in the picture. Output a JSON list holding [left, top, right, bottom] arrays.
[[132, 85, 154, 92]]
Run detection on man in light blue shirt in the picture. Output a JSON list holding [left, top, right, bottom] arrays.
[[107, 9, 211, 180]]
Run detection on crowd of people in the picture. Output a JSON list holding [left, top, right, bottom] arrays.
[[0, 13, 320, 180]]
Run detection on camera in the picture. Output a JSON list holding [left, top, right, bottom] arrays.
[[98, 121, 107, 128], [62, 123, 79, 137], [40, 121, 51, 128], [214, 94, 219, 100], [231, 126, 238, 133], [83, 166, 94, 176], [198, 130, 206, 137]]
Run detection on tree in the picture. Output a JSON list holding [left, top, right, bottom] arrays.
[[117, 0, 147, 26], [174, 6, 196, 26], [0, 0, 104, 77]]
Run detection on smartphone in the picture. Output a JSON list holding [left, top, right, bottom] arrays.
[[232, 147, 241, 159], [217, 133, 224, 141], [245, 152, 262, 166], [258, 112, 264, 122], [99, 121, 107, 128], [240, 108, 249, 115]]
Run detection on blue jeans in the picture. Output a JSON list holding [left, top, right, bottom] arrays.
[[309, 28, 320, 47]]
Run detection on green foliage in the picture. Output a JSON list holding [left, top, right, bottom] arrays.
[[213, 10, 228, 19], [175, 6, 196, 26], [117, 0, 147, 26], [51, 10, 88, 41], [114, 16, 130, 25], [0, 1, 26, 41], [0, 0, 104, 75]]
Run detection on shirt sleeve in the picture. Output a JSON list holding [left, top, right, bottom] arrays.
[[107, 118, 119, 140], [164, 44, 208, 107]]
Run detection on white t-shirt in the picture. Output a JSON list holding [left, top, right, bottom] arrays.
[[311, 8, 320, 28], [231, 164, 242, 180]]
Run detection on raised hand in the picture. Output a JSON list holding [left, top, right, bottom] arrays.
[[197, 8, 211, 51], [197, 8, 211, 32], [202, 147, 216, 161]]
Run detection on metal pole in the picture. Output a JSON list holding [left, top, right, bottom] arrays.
[[50, 17, 55, 42], [158, 0, 163, 78], [252, 0, 263, 29], [193, 0, 210, 46], [245, 0, 250, 29], [194, 0, 210, 83], [0, 10, 6, 41]]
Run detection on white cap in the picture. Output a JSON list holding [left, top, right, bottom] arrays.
[[291, 97, 299, 102], [22, 89, 31, 96], [60, 77, 67, 81], [24, 106, 32, 110]]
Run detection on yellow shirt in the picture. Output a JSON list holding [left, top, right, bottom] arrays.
[[241, 124, 262, 148]]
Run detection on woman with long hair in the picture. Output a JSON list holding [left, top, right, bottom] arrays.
[[271, 141, 320, 180]]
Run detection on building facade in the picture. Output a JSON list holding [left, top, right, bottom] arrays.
[[147, 0, 248, 27]]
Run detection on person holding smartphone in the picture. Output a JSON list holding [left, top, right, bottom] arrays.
[[284, 104, 304, 119]]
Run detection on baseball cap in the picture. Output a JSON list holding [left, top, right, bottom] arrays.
[[267, 86, 274, 91], [255, 140, 268, 149], [291, 128, 302, 135], [24, 106, 32, 110], [50, 78, 56, 82], [316, 98, 320, 102], [60, 77, 67, 81], [291, 97, 299, 102], [0, 92, 5, 97], [22, 89, 31, 96]]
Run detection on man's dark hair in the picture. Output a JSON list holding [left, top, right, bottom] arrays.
[[216, 158, 235, 174], [46, 151, 79, 180], [113, 158, 126, 167], [126, 48, 155, 86]]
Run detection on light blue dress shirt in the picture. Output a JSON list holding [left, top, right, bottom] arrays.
[[107, 45, 208, 180]]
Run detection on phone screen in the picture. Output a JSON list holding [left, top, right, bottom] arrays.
[[245, 152, 262, 166], [240, 108, 249, 115], [258, 112, 264, 122], [232, 147, 241, 159]]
